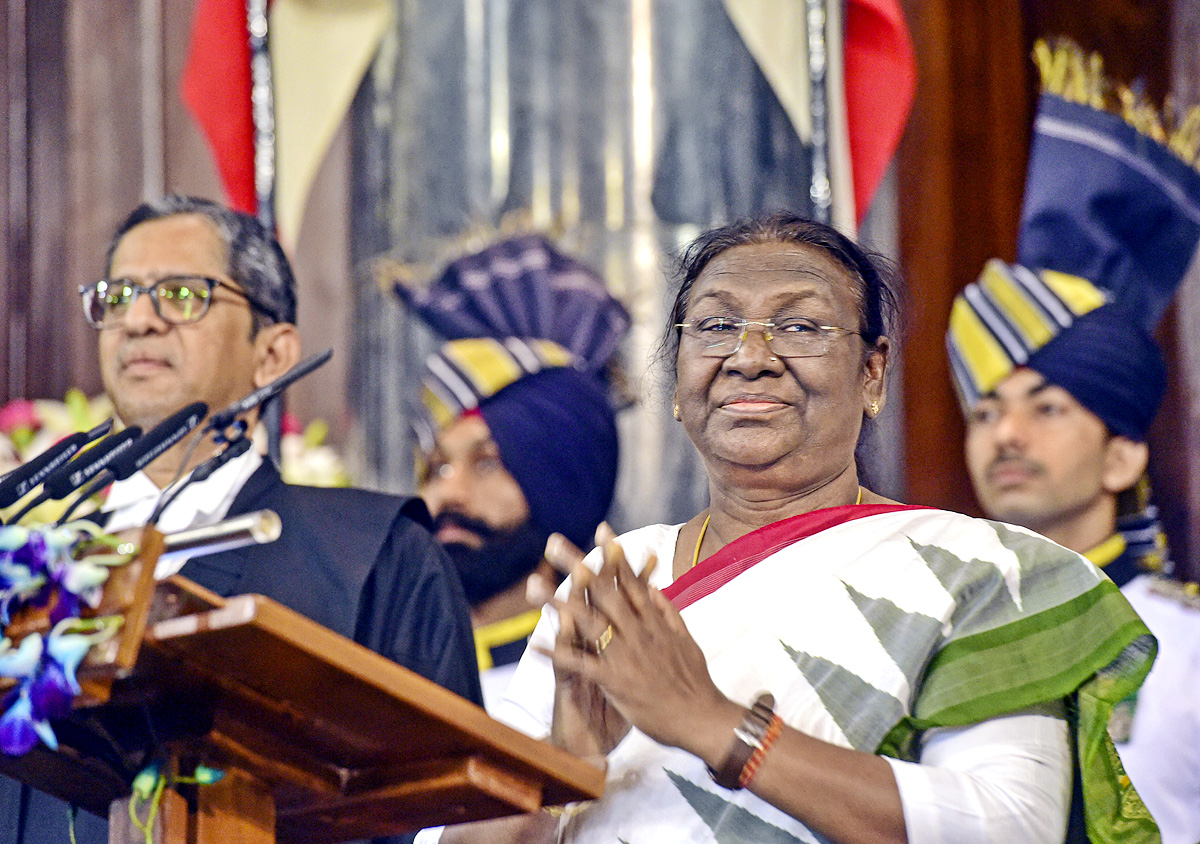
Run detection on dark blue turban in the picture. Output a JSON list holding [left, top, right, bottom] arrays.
[[1027, 304, 1166, 441], [477, 367, 619, 551], [1020, 95, 1200, 330], [950, 81, 1200, 440], [402, 235, 628, 548]]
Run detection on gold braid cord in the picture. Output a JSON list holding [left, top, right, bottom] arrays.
[[1032, 38, 1200, 169]]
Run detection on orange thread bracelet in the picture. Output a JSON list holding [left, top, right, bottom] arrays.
[[709, 693, 775, 789], [738, 712, 783, 788]]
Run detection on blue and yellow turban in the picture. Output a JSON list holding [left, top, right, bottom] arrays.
[[399, 236, 628, 551], [948, 42, 1200, 441]]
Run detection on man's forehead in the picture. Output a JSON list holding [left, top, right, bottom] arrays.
[[981, 368, 1077, 405], [429, 413, 499, 457], [110, 214, 227, 276]]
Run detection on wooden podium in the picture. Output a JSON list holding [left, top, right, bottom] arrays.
[[0, 527, 604, 843]]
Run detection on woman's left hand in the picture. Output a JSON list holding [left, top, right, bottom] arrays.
[[542, 525, 738, 756]]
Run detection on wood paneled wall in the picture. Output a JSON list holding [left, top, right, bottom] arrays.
[[895, 0, 1031, 512], [1168, 3, 1200, 579], [2, 0, 166, 405]]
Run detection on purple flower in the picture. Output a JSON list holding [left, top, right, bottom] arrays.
[[0, 690, 38, 755], [0, 687, 56, 755], [11, 533, 51, 577], [0, 525, 31, 553], [0, 526, 126, 755], [0, 621, 119, 755], [28, 658, 73, 720], [47, 590, 81, 627], [0, 634, 43, 679]]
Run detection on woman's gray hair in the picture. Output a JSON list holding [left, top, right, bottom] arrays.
[[105, 195, 297, 330]]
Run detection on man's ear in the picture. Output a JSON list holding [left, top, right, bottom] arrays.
[[1101, 435, 1150, 495], [252, 323, 302, 388]]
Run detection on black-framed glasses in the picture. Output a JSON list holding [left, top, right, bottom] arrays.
[[675, 316, 861, 359], [78, 276, 272, 329]]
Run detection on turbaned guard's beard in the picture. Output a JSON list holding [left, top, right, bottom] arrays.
[[435, 513, 549, 607]]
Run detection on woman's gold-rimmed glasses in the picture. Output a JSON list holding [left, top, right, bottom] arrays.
[[675, 316, 860, 358]]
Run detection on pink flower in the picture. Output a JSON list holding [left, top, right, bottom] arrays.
[[0, 401, 39, 436], [281, 411, 303, 436]]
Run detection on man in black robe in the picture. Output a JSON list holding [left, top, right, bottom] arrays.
[[0, 196, 481, 844]]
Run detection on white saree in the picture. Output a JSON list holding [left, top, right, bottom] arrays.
[[496, 505, 1158, 844]]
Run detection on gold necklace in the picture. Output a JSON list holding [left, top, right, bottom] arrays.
[[693, 488, 863, 568], [691, 513, 711, 568]]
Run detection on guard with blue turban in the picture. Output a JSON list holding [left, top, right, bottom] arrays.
[[949, 40, 1200, 844], [396, 235, 629, 712]]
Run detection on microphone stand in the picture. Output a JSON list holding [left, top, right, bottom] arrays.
[[148, 424, 251, 526], [263, 396, 283, 470], [55, 470, 115, 525]]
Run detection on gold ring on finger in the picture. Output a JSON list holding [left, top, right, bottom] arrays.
[[594, 624, 614, 655]]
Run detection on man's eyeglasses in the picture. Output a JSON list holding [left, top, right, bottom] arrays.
[[78, 276, 272, 329], [675, 316, 861, 359]]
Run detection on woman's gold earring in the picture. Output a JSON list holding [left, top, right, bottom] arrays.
[[673, 403, 682, 421], [869, 401, 880, 417]]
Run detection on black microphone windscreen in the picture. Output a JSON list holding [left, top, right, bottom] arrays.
[[189, 435, 253, 484], [0, 432, 88, 509], [108, 402, 208, 481], [41, 427, 142, 500], [205, 349, 332, 431], [0, 418, 114, 508]]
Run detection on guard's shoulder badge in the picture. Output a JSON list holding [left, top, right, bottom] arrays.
[[1146, 576, 1200, 611]]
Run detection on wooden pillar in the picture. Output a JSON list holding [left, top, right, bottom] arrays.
[[194, 769, 276, 844], [110, 788, 190, 844], [1168, 0, 1200, 580], [895, 0, 1031, 513]]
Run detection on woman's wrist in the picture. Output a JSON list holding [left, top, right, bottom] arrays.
[[706, 693, 779, 790], [680, 694, 754, 773]]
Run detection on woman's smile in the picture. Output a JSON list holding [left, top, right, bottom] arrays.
[[717, 393, 791, 414]]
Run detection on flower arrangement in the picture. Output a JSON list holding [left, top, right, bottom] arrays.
[[0, 521, 131, 755], [0, 390, 114, 474]]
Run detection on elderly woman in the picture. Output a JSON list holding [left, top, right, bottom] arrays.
[[435, 214, 1156, 844]]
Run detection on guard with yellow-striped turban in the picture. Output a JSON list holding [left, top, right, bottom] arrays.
[[396, 235, 629, 711], [949, 40, 1200, 844]]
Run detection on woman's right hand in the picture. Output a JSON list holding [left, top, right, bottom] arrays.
[[542, 530, 632, 759]]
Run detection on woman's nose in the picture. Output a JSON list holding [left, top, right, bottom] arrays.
[[724, 325, 785, 375]]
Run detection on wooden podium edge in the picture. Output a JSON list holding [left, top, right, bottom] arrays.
[[275, 755, 547, 841], [146, 592, 606, 803]]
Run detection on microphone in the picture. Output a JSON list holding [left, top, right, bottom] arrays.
[[5, 427, 142, 524], [157, 509, 282, 566], [53, 402, 208, 526], [204, 349, 332, 433], [40, 427, 142, 501], [0, 420, 113, 509], [147, 433, 253, 525], [107, 402, 208, 481], [189, 435, 253, 485]]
